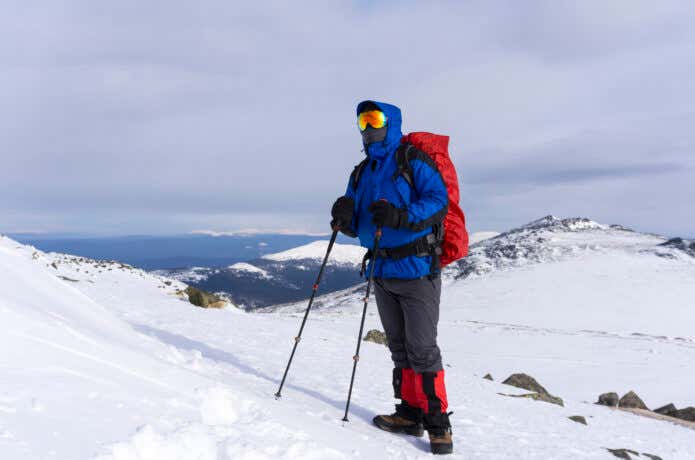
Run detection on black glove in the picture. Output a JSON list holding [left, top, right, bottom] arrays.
[[368, 200, 406, 229], [331, 196, 354, 231]]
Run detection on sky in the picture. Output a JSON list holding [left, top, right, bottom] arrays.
[[1, 1, 694, 237]]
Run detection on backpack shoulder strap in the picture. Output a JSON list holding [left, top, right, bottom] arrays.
[[393, 143, 415, 187], [351, 158, 369, 189]]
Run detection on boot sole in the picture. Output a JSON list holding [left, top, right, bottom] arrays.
[[372, 418, 425, 437], [431, 443, 453, 455]]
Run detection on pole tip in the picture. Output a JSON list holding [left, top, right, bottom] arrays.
[[341, 417, 349, 422], [274, 392, 282, 399]]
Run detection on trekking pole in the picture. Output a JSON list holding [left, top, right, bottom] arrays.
[[275, 228, 339, 399], [342, 226, 382, 422]]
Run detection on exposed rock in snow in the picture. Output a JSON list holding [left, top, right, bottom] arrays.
[[501, 373, 564, 406], [598, 392, 620, 407], [568, 415, 587, 425], [605, 447, 641, 459], [363, 329, 387, 345], [619, 391, 649, 410], [674, 407, 695, 422], [658, 237, 695, 257], [502, 373, 552, 395], [183, 286, 227, 308], [654, 403, 677, 416]]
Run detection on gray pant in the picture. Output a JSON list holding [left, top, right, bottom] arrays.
[[374, 277, 443, 373]]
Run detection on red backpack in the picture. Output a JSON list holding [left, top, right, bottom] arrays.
[[399, 132, 469, 266]]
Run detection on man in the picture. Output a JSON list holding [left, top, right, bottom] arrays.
[[331, 100, 453, 455]]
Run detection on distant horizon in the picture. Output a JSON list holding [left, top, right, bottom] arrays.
[[5, 214, 693, 240]]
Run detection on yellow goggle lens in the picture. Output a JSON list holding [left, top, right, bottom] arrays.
[[357, 110, 387, 131]]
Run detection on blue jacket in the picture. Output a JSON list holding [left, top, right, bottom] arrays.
[[344, 100, 448, 279]]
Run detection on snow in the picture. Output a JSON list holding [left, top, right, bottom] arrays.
[[1, 223, 695, 459], [262, 240, 365, 265], [228, 262, 272, 278], [468, 232, 499, 245], [154, 266, 217, 283]]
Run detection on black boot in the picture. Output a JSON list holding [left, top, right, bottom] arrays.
[[424, 411, 453, 455], [373, 403, 424, 437]]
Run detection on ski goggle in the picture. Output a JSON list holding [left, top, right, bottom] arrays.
[[357, 110, 387, 131]]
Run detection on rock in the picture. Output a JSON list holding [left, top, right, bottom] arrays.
[[659, 237, 695, 257], [653, 403, 677, 416], [597, 392, 620, 407], [502, 373, 549, 395], [605, 448, 639, 459], [58, 275, 79, 282], [619, 391, 649, 410], [184, 286, 226, 308], [363, 329, 388, 345], [606, 448, 661, 459], [483, 373, 494, 381], [500, 373, 563, 406], [673, 407, 695, 422], [497, 392, 564, 407], [568, 415, 587, 425], [525, 392, 564, 406], [164, 280, 172, 286], [642, 454, 663, 460]]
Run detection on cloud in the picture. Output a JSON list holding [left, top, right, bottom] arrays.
[[471, 162, 685, 187], [1, 1, 694, 235]]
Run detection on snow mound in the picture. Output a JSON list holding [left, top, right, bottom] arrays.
[[98, 386, 345, 460], [98, 422, 346, 460], [227, 262, 272, 278], [262, 241, 364, 265]]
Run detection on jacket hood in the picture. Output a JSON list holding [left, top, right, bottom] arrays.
[[356, 100, 403, 159]]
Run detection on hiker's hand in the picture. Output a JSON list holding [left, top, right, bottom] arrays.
[[369, 200, 405, 229], [331, 196, 354, 230]]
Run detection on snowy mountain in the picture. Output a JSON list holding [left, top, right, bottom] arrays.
[[1, 216, 695, 459], [158, 241, 366, 309], [445, 215, 690, 280]]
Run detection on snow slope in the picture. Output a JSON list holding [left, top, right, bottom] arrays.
[[1, 219, 695, 459], [227, 262, 272, 279], [261, 240, 365, 265]]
